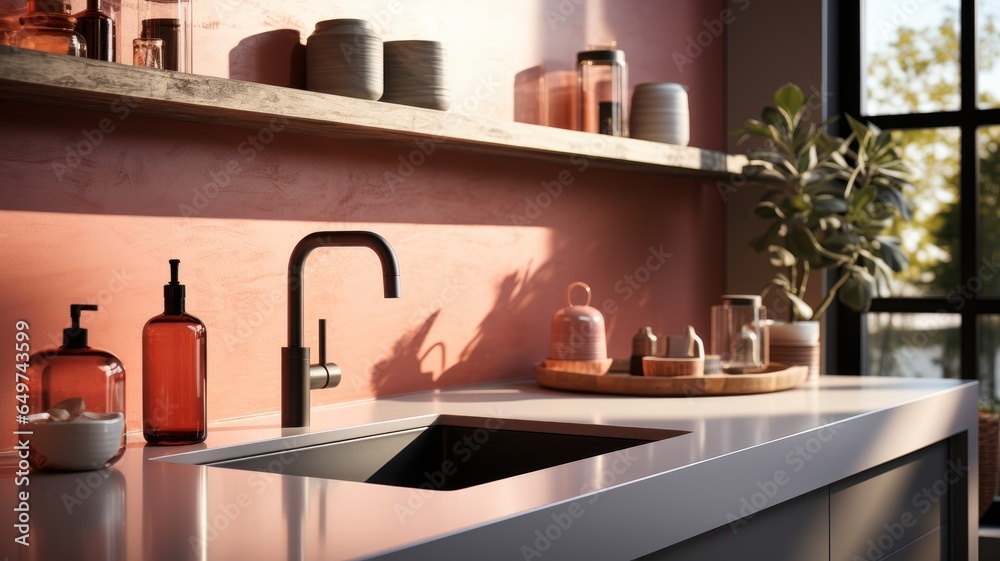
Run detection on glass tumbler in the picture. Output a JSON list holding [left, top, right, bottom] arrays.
[[133, 37, 162, 68], [711, 295, 767, 372]]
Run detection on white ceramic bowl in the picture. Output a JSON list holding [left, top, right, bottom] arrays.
[[30, 412, 125, 471]]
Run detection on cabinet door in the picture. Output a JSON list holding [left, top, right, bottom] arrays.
[[830, 440, 951, 561], [638, 487, 830, 561], [883, 525, 947, 561]]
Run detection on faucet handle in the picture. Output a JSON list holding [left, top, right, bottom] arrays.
[[318, 318, 327, 365], [310, 319, 342, 390]]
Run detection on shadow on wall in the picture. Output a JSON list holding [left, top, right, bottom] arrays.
[[229, 29, 306, 89], [367, 259, 559, 397]]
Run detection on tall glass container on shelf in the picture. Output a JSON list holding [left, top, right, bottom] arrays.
[[577, 46, 628, 136], [136, 0, 191, 72], [75, 0, 117, 62]]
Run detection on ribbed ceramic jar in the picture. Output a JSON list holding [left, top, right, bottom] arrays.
[[629, 82, 690, 145], [306, 18, 383, 100], [381, 40, 450, 110], [548, 282, 608, 361]]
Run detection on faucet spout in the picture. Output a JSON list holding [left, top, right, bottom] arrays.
[[282, 231, 400, 428]]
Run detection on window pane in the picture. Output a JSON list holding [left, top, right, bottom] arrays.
[[981, 316, 1000, 403], [863, 0, 960, 115], [867, 313, 960, 377], [982, 127, 1000, 297], [979, 1, 1000, 108], [884, 128, 960, 296]]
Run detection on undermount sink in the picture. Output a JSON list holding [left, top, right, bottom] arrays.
[[163, 415, 687, 491]]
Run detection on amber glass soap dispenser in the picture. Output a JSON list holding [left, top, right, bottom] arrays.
[[143, 259, 207, 444], [27, 304, 127, 467]]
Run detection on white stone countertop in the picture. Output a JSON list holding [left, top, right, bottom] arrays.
[[0, 375, 980, 560]]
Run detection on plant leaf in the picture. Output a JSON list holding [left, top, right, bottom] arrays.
[[850, 184, 878, 212], [839, 273, 874, 312], [811, 196, 849, 214], [786, 225, 821, 266], [784, 291, 815, 321], [875, 185, 912, 221], [750, 221, 782, 253], [755, 201, 784, 219], [768, 245, 797, 267], [773, 83, 805, 115], [880, 240, 910, 272]]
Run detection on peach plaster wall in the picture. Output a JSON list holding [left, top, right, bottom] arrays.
[[0, 0, 727, 447]]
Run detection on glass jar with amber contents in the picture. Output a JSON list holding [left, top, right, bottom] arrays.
[[16, 0, 87, 57]]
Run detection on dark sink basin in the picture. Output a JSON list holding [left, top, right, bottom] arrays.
[[195, 415, 686, 491]]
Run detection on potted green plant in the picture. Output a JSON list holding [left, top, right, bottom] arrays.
[[737, 84, 913, 349]]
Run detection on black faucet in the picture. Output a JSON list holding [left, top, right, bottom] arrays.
[[282, 231, 401, 428]]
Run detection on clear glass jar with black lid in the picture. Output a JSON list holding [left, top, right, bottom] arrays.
[[577, 46, 628, 136], [16, 0, 87, 57]]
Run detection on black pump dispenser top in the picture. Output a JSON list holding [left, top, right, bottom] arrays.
[[163, 259, 186, 315], [64, 304, 98, 348]]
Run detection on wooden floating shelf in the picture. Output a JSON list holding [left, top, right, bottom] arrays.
[[0, 46, 745, 178]]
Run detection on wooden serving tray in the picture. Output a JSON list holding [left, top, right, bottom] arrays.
[[534, 362, 809, 397]]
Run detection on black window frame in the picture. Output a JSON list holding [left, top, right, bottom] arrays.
[[827, 0, 1000, 381]]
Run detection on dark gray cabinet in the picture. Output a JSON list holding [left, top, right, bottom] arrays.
[[831, 440, 951, 561], [639, 438, 966, 561], [637, 487, 829, 561], [884, 525, 948, 561]]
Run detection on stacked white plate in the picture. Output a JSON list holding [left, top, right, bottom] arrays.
[[629, 82, 690, 145], [381, 40, 450, 111]]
